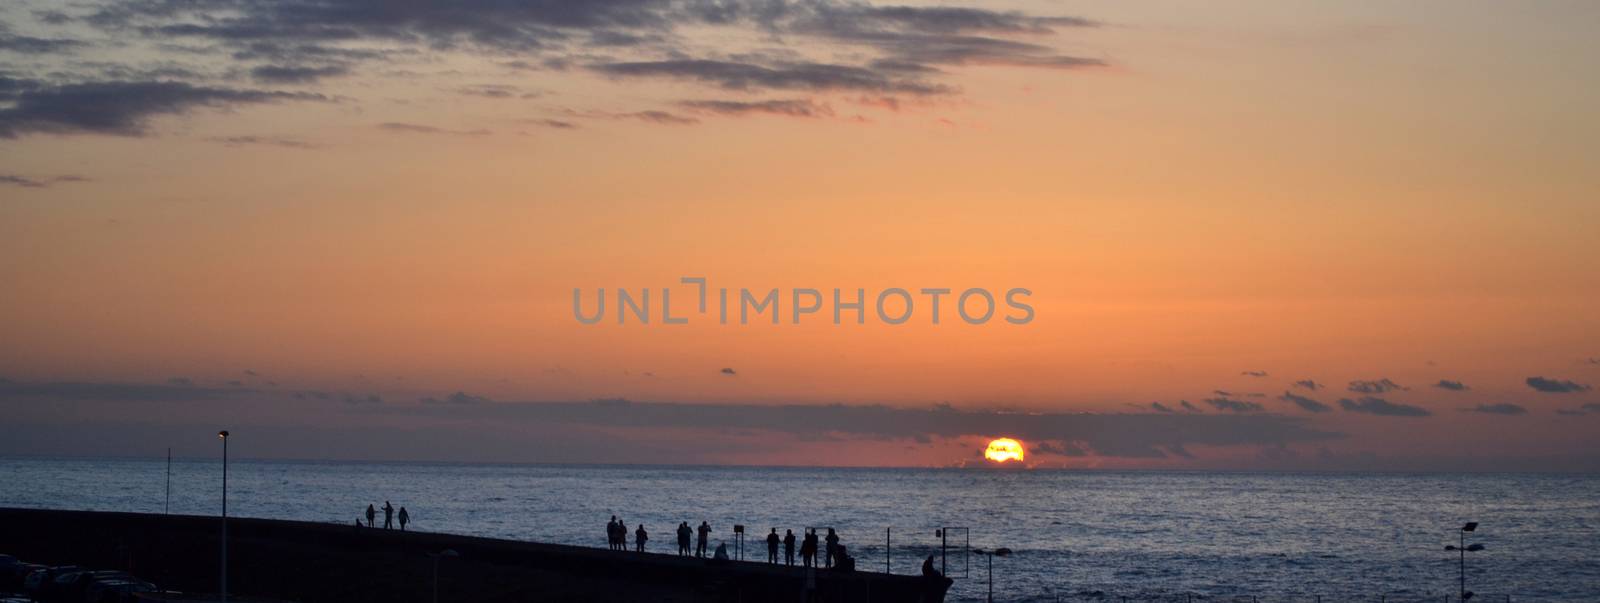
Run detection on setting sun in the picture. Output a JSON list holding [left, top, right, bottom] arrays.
[[984, 438, 1026, 463]]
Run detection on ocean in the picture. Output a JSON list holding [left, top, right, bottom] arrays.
[[1, 458, 1596, 602]]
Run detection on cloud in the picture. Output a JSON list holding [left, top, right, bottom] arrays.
[[720, 367, 738, 376], [166, 377, 193, 386], [456, 84, 540, 99], [1278, 391, 1331, 413], [1149, 401, 1173, 413], [373, 398, 1341, 459], [422, 391, 492, 405], [250, 64, 351, 83], [518, 118, 579, 130], [1293, 380, 1322, 391], [0, 379, 248, 401], [804, 6, 1096, 36], [1586, 403, 1600, 412], [207, 135, 323, 149], [20, 0, 1106, 140], [561, 108, 700, 125], [622, 110, 699, 125], [590, 60, 954, 95], [1461, 403, 1526, 416], [0, 27, 86, 54], [1212, 390, 1264, 398], [1179, 400, 1202, 413], [678, 98, 834, 118], [1165, 443, 1195, 459], [377, 122, 491, 136], [1347, 378, 1406, 394], [0, 173, 91, 188], [1338, 396, 1431, 417], [1433, 380, 1469, 391], [0, 81, 327, 138], [1204, 397, 1264, 413], [1525, 376, 1592, 393], [342, 393, 383, 405], [1556, 409, 1587, 416], [1033, 440, 1089, 457], [1240, 370, 1269, 378]]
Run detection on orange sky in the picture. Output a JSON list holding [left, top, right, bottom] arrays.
[[2, 0, 1598, 469]]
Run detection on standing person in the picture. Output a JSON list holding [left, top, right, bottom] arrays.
[[824, 528, 840, 568], [617, 518, 628, 552], [635, 524, 648, 552], [696, 521, 711, 558], [397, 507, 409, 531], [766, 528, 780, 564], [365, 504, 376, 528], [800, 529, 818, 568], [382, 501, 395, 529], [607, 516, 619, 550], [783, 529, 796, 566], [677, 522, 692, 556]]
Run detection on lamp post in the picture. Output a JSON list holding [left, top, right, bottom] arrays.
[[972, 547, 1012, 603], [218, 430, 229, 603], [430, 549, 459, 603], [1444, 522, 1484, 601]]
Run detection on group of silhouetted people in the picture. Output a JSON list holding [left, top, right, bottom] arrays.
[[607, 516, 649, 552], [604, 517, 852, 570], [360, 501, 409, 530]]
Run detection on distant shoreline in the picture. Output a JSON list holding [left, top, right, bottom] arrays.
[[4, 455, 1598, 475]]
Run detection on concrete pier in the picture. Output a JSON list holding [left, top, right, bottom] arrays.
[[0, 508, 950, 602]]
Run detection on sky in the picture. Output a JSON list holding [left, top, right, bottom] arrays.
[[2, 0, 1598, 470]]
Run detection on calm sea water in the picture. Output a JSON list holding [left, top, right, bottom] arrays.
[[2, 458, 1597, 602]]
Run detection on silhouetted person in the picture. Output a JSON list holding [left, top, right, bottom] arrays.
[[382, 501, 394, 529], [783, 529, 796, 565], [713, 542, 729, 562], [766, 528, 780, 564], [800, 530, 818, 568], [365, 504, 376, 528], [635, 524, 648, 552], [922, 555, 943, 579], [825, 528, 840, 568], [607, 516, 619, 550], [696, 521, 711, 558], [677, 522, 692, 556], [617, 519, 628, 552], [398, 506, 409, 531]]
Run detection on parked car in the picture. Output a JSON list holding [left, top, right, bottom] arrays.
[[49, 570, 131, 603], [87, 578, 157, 603], [1, 557, 44, 591], [23, 565, 79, 595]]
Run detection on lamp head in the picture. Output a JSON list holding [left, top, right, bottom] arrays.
[[1462, 522, 1478, 532], [993, 547, 1013, 557], [1466, 544, 1485, 552], [218, 430, 229, 439]]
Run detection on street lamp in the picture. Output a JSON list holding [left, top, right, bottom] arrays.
[[972, 547, 1012, 603], [430, 549, 460, 603], [1444, 522, 1484, 601], [218, 430, 230, 603]]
